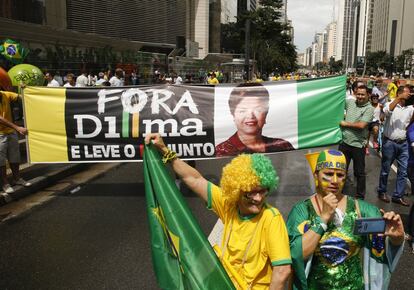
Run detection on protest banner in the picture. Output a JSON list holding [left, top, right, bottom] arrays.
[[23, 75, 345, 163]]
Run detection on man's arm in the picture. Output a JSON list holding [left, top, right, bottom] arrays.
[[388, 97, 402, 112], [340, 120, 369, 130], [301, 193, 338, 259], [0, 116, 27, 135], [144, 133, 208, 202], [269, 265, 291, 290]]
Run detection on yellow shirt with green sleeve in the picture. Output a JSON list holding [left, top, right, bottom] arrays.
[[207, 182, 292, 289], [0, 91, 18, 134]]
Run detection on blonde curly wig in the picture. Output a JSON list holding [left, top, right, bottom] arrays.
[[220, 154, 278, 204]]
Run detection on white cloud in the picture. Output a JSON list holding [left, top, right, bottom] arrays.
[[287, 0, 337, 52]]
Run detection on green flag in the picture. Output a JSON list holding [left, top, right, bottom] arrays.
[[143, 145, 235, 290]]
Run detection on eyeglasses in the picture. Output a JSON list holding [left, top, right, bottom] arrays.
[[243, 189, 268, 199]]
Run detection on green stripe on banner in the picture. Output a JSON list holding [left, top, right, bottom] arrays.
[[122, 111, 129, 138], [297, 75, 346, 149]]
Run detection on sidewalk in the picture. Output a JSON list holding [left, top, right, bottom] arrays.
[[0, 162, 87, 206]]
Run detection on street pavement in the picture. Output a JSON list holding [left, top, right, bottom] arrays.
[[0, 146, 413, 289]]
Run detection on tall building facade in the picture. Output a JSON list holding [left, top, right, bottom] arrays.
[[237, 0, 257, 15], [365, 0, 375, 52], [209, 0, 221, 53], [326, 22, 337, 60], [336, 0, 360, 69], [370, 0, 414, 56], [356, 0, 370, 57], [279, 0, 288, 24], [0, 0, 228, 66], [304, 46, 313, 67], [221, 0, 237, 24], [66, 0, 186, 45], [0, 0, 192, 58]]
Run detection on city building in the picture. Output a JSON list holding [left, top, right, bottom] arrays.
[[279, 0, 288, 24], [336, 0, 360, 70], [237, 0, 257, 15], [365, 0, 375, 52], [370, 0, 414, 56], [304, 46, 313, 67], [209, 0, 221, 53], [326, 21, 338, 60], [297, 52, 305, 66], [221, 0, 237, 24], [0, 0, 225, 75]]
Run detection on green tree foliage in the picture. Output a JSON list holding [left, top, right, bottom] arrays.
[[328, 57, 343, 73], [221, 0, 297, 75], [395, 49, 414, 76], [365, 51, 393, 75]]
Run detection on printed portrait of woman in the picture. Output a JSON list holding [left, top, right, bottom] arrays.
[[215, 83, 294, 156]]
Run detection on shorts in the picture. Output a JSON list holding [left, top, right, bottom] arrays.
[[0, 132, 20, 166], [368, 121, 380, 131]]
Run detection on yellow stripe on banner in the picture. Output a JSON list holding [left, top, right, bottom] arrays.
[[23, 87, 68, 163], [132, 113, 139, 138]]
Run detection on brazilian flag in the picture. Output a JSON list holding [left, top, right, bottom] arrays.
[[143, 145, 235, 290]]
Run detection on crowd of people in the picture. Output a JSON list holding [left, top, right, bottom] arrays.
[[146, 133, 405, 289], [45, 68, 131, 88], [1, 67, 414, 288], [144, 74, 414, 289]]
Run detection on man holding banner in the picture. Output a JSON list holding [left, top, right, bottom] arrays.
[[145, 133, 292, 290], [339, 84, 374, 200], [0, 88, 31, 194]]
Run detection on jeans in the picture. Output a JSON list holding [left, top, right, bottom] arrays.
[[378, 138, 408, 199], [339, 143, 366, 197]]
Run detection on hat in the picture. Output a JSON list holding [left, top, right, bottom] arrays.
[[306, 150, 347, 173]]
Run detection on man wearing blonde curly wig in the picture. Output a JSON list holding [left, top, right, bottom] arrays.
[[145, 133, 291, 290]]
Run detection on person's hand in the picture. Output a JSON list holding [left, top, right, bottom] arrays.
[[381, 209, 405, 246], [144, 133, 168, 154], [340, 121, 347, 127], [16, 126, 28, 136], [320, 193, 338, 223]]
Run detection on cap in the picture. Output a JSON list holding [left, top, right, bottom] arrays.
[[306, 150, 347, 173]]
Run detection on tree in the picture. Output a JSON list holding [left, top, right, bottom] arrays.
[[365, 51, 393, 76], [395, 49, 414, 77], [328, 57, 343, 73], [221, 0, 297, 75]]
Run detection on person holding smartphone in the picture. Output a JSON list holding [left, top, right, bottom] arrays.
[[287, 149, 405, 290]]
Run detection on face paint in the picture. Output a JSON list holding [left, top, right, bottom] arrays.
[[317, 169, 346, 195]]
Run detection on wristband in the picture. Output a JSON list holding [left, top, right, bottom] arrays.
[[311, 216, 327, 236], [162, 148, 177, 164]]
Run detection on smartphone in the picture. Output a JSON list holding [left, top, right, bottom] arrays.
[[353, 218, 386, 235]]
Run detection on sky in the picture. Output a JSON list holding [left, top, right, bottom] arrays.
[[287, 0, 338, 53]]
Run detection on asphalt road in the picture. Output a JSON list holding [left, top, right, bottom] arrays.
[[0, 146, 413, 289]]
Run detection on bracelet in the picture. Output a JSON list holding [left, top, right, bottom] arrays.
[[311, 216, 327, 236], [162, 148, 177, 164]]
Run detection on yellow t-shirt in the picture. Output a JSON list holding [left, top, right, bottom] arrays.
[[0, 91, 18, 134], [207, 182, 291, 289], [387, 82, 398, 100], [208, 77, 219, 85]]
